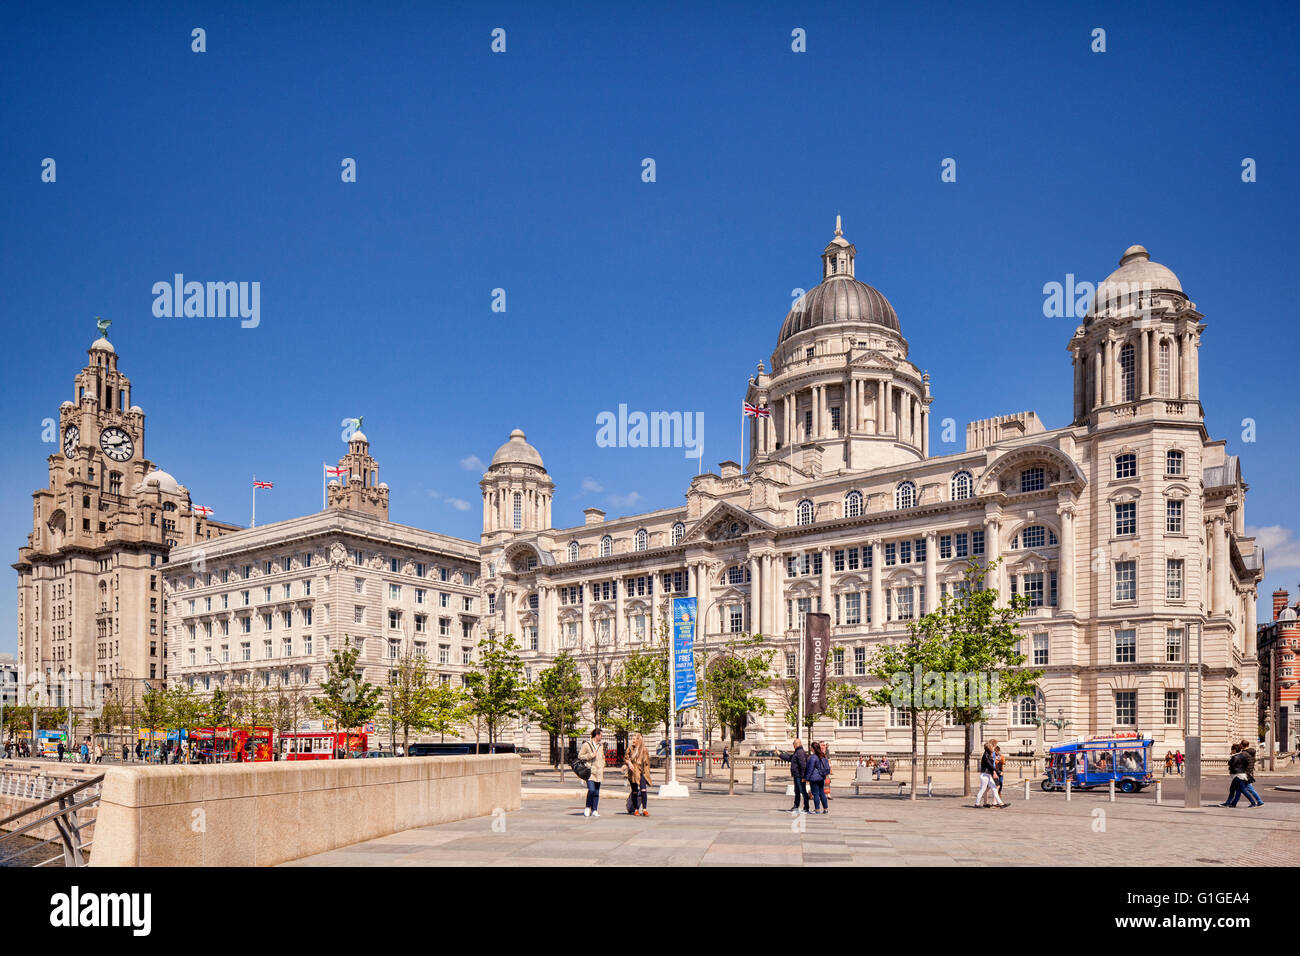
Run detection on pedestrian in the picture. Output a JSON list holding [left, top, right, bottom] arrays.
[[721, 746, 730, 769], [994, 742, 1005, 793], [777, 738, 810, 813], [56, 740, 65, 762], [823, 743, 833, 802], [1219, 742, 1257, 807], [94, 741, 103, 764], [976, 740, 1008, 808], [79, 738, 90, 764], [579, 728, 605, 818], [623, 731, 652, 817], [1237, 739, 1264, 808], [135, 740, 143, 762], [805, 741, 830, 814], [1174, 750, 1184, 775], [1163, 751, 1174, 776]]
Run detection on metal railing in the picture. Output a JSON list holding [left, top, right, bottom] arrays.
[[0, 773, 104, 867]]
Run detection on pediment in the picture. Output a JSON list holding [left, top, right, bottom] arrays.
[[850, 350, 899, 370], [682, 501, 776, 545]]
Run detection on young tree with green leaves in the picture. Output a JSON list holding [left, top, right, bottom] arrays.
[[313, 645, 383, 757], [605, 650, 662, 755], [522, 651, 586, 773], [933, 559, 1043, 795], [425, 680, 468, 743], [464, 632, 525, 745], [705, 634, 777, 794], [864, 625, 950, 800], [138, 686, 170, 760], [387, 652, 434, 751]]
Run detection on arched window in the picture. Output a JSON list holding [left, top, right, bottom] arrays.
[[670, 522, 685, 545], [844, 491, 863, 518], [600, 535, 613, 557], [1015, 695, 1038, 725], [512, 492, 522, 530], [895, 481, 916, 510], [796, 499, 815, 526], [950, 471, 973, 501], [634, 528, 648, 552], [1119, 343, 1135, 402], [568, 541, 579, 562], [1012, 525, 1056, 549]]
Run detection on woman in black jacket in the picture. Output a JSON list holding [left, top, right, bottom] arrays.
[[976, 740, 1007, 808]]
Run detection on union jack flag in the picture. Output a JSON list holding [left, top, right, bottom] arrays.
[[253, 480, 273, 489], [743, 402, 770, 418], [193, 505, 213, 517]]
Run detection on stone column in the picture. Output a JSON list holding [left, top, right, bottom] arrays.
[[580, 582, 591, 649], [1072, 353, 1084, 421], [482, 493, 490, 530], [921, 408, 929, 457], [649, 573, 659, 642], [1139, 329, 1150, 398], [759, 554, 772, 636], [1245, 588, 1258, 656], [820, 548, 832, 618], [882, 381, 891, 436], [1212, 516, 1229, 617], [1102, 339, 1113, 406], [749, 554, 761, 635], [1056, 503, 1076, 614], [614, 574, 625, 647], [984, 514, 1003, 596], [870, 540, 883, 631], [1179, 333, 1190, 399], [504, 588, 517, 641], [1191, 333, 1199, 400], [924, 532, 937, 616], [1094, 342, 1104, 409]]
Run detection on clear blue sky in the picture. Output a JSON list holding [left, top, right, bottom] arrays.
[[2, 1, 1297, 656]]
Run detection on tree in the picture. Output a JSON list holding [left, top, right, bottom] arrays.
[[705, 634, 777, 794], [207, 686, 230, 728], [523, 651, 586, 773], [138, 686, 171, 759], [387, 652, 434, 751], [605, 651, 662, 756], [863, 625, 949, 801], [464, 632, 525, 745], [920, 559, 1042, 796], [313, 645, 383, 757], [425, 680, 468, 743]]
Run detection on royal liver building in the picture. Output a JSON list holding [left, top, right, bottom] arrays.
[[481, 222, 1264, 757]]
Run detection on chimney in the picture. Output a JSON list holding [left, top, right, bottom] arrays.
[[1274, 589, 1290, 620], [719, 460, 740, 479], [583, 507, 606, 525]]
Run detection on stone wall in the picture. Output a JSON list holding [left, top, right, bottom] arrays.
[[89, 754, 520, 867]]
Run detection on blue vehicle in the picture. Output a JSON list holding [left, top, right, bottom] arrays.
[[1042, 734, 1154, 793]]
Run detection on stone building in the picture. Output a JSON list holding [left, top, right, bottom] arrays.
[[164, 431, 482, 703], [13, 331, 240, 707], [479, 224, 1264, 758], [1257, 589, 1299, 755]]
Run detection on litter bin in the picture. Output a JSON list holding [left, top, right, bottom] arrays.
[[752, 762, 766, 793]]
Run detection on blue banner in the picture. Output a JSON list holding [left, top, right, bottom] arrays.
[[671, 597, 698, 711]]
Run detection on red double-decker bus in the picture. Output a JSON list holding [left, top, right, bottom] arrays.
[[279, 730, 369, 760], [190, 726, 274, 763]]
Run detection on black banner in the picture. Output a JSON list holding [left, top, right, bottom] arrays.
[[803, 612, 830, 717]]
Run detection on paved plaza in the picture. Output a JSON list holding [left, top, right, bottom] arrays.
[[285, 777, 1300, 867]]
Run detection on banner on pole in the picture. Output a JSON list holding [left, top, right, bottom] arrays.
[[671, 597, 698, 711], [803, 612, 830, 717]]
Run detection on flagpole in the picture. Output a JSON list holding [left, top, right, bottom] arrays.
[[251, 475, 256, 528], [798, 613, 805, 741], [322, 462, 326, 511], [740, 408, 745, 474]]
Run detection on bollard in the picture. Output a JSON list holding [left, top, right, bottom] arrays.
[[926, 775, 934, 797], [1065, 778, 1071, 801], [1023, 779, 1030, 801], [1156, 780, 1162, 805], [1109, 779, 1115, 802], [751, 762, 766, 793]]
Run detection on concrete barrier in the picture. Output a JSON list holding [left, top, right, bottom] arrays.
[[89, 755, 520, 867]]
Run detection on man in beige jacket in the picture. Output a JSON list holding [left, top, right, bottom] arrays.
[[580, 729, 605, 817]]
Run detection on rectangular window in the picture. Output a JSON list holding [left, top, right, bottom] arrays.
[[832, 648, 844, 676], [1166, 499, 1183, 534], [1115, 691, 1137, 726], [390, 584, 401, 601], [853, 646, 866, 676], [840, 705, 862, 729], [971, 530, 985, 555], [1114, 561, 1136, 602], [939, 534, 952, 559], [914, 538, 926, 563], [955, 533, 969, 558], [1032, 633, 1049, 666], [1163, 691, 1180, 726], [1115, 502, 1137, 536], [1166, 450, 1184, 476], [1166, 559, 1184, 600], [1166, 627, 1183, 663], [1115, 453, 1137, 479], [833, 549, 845, 572], [844, 592, 861, 626], [884, 543, 897, 566], [898, 540, 912, 565], [1023, 572, 1044, 607], [847, 547, 859, 570], [389, 610, 401, 629], [1020, 468, 1045, 492], [1115, 628, 1136, 664], [354, 577, 365, 594]]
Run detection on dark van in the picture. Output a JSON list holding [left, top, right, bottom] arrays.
[[407, 742, 518, 756]]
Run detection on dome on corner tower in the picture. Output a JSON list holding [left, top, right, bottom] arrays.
[[778, 217, 900, 344], [1088, 245, 1185, 320], [489, 429, 545, 470]]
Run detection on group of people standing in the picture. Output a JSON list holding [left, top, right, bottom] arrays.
[[577, 729, 655, 818], [1162, 750, 1186, 775], [976, 740, 1010, 808], [777, 738, 834, 814]]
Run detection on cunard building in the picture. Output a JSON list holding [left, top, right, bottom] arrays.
[[479, 222, 1264, 758]]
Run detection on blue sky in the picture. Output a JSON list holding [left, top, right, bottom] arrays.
[[2, 1, 1297, 656]]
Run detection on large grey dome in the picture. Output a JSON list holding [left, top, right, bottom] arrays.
[[778, 276, 900, 344], [1088, 245, 1184, 320]]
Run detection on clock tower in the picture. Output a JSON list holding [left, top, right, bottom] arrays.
[[14, 327, 240, 719]]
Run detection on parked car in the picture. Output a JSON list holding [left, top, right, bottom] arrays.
[[750, 749, 778, 758], [654, 738, 700, 756]]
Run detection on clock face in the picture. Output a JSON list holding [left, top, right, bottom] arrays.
[[63, 425, 79, 458], [99, 427, 134, 462]]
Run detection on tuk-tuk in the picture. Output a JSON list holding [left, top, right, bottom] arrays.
[[1042, 733, 1153, 793]]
